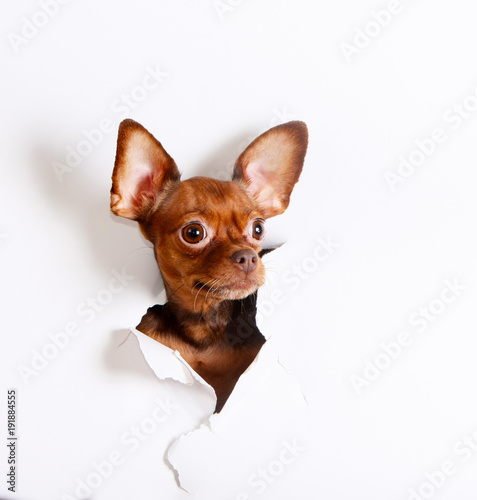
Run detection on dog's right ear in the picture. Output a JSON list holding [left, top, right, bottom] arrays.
[[232, 121, 308, 219], [111, 119, 180, 221]]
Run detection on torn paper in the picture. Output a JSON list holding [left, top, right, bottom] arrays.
[[127, 326, 308, 499]]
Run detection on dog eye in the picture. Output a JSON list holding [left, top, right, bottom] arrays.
[[182, 224, 206, 244], [251, 220, 265, 240]]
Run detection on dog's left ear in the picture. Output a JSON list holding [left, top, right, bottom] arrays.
[[233, 121, 308, 218], [111, 119, 180, 221]]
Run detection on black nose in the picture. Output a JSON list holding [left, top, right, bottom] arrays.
[[231, 249, 258, 274]]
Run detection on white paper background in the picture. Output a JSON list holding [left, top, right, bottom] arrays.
[[1, 1, 477, 499]]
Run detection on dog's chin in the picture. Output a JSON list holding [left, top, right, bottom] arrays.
[[215, 283, 260, 301], [194, 278, 263, 301]]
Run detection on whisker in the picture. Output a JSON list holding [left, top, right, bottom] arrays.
[[193, 277, 217, 311], [190, 276, 213, 293], [206, 278, 222, 302]]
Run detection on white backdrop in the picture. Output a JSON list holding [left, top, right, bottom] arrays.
[[2, 1, 477, 499]]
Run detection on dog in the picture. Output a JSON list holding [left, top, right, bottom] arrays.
[[111, 119, 308, 411]]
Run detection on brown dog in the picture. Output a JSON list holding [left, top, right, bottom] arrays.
[[111, 119, 308, 411]]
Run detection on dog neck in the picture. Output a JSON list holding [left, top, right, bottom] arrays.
[[137, 289, 265, 351], [165, 287, 235, 347]]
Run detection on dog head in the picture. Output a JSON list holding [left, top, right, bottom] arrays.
[[111, 119, 308, 310]]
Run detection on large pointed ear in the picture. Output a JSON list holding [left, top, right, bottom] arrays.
[[232, 121, 308, 219], [110, 119, 180, 221]]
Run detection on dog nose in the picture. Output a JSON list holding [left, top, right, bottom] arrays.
[[231, 249, 258, 274]]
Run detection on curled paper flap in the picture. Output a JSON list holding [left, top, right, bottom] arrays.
[[131, 328, 208, 387]]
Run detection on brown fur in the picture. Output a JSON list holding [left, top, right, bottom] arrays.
[[111, 119, 308, 412]]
